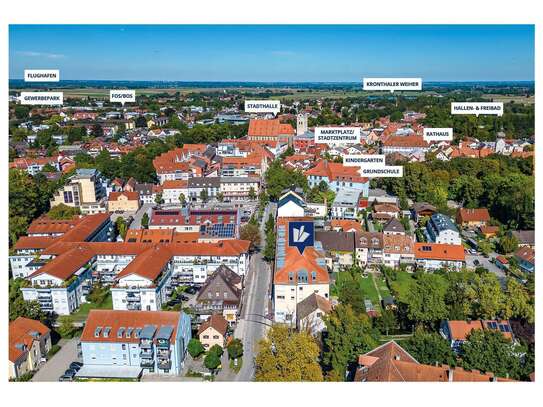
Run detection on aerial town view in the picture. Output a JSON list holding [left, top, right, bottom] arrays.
[[5, 21, 536, 392]]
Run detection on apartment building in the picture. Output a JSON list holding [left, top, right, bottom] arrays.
[[304, 160, 370, 196], [9, 317, 52, 380], [78, 310, 191, 378], [414, 243, 465, 271], [273, 218, 330, 325], [50, 168, 109, 214], [382, 234, 415, 268], [425, 213, 462, 245]]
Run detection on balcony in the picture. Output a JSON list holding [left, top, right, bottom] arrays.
[[140, 358, 155, 368], [156, 341, 170, 351], [157, 359, 171, 370], [140, 348, 154, 358], [127, 303, 141, 311], [140, 339, 153, 349], [126, 294, 140, 302]]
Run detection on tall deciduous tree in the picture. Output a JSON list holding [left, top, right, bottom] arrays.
[[403, 273, 448, 327], [322, 304, 379, 380], [403, 328, 456, 366], [255, 325, 323, 382]]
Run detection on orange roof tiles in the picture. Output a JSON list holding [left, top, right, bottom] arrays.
[[161, 180, 188, 189], [80, 309, 181, 344], [304, 160, 368, 183], [27, 215, 81, 235], [414, 243, 465, 261], [457, 208, 490, 223], [28, 244, 96, 281], [116, 245, 172, 282], [197, 314, 229, 336], [248, 119, 294, 137], [383, 234, 414, 254], [330, 219, 362, 233], [382, 135, 429, 148], [14, 236, 57, 250], [355, 341, 514, 382], [9, 317, 50, 363]]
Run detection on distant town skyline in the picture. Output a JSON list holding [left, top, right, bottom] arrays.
[[9, 25, 535, 82]]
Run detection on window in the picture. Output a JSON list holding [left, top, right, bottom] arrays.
[[213, 335, 219, 339], [203, 335, 209, 339]]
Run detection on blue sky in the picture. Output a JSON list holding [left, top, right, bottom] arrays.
[[9, 25, 534, 82]]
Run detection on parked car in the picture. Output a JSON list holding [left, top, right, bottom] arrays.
[[185, 286, 198, 295], [180, 295, 189, 301], [64, 369, 77, 377], [69, 362, 83, 371], [58, 374, 73, 382], [473, 259, 480, 266]]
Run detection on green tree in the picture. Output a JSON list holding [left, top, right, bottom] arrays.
[[115, 217, 128, 240], [263, 229, 276, 261], [216, 192, 224, 202], [204, 350, 222, 373], [502, 278, 534, 323], [322, 304, 379, 380], [248, 187, 256, 200], [200, 189, 209, 203], [47, 203, 80, 220], [444, 270, 476, 320], [403, 273, 448, 327], [154, 192, 163, 205], [337, 268, 365, 314], [141, 212, 149, 229], [227, 338, 244, 360], [471, 272, 504, 319], [461, 329, 523, 380], [178, 193, 186, 206], [478, 239, 492, 256], [255, 325, 323, 381], [208, 344, 224, 358], [57, 316, 78, 338], [374, 309, 398, 336], [403, 328, 456, 366], [187, 338, 205, 358], [9, 169, 40, 245], [240, 223, 261, 249], [497, 234, 519, 254]]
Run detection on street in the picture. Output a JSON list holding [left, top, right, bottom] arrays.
[[229, 202, 275, 382], [32, 338, 80, 382], [129, 203, 154, 229]]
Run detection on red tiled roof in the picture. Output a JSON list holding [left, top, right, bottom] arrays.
[[414, 243, 465, 261], [248, 119, 294, 137], [304, 160, 368, 183], [515, 246, 535, 264], [197, 314, 229, 336], [14, 236, 57, 250], [80, 310, 181, 344], [457, 208, 490, 223], [382, 135, 429, 148], [9, 317, 50, 363], [161, 180, 188, 189], [115, 245, 172, 282]]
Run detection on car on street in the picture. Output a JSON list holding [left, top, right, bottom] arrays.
[[185, 286, 198, 294], [58, 374, 73, 382], [179, 295, 189, 301], [473, 259, 480, 265]]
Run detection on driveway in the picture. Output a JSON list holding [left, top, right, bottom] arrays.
[[129, 203, 154, 229], [32, 338, 80, 382], [465, 253, 506, 285]]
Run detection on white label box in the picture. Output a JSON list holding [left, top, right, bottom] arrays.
[[423, 128, 453, 142], [363, 77, 422, 92], [24, 69, 60, 82], [110, 90, 136, 105], [315, 127, 361, 145], [244, 100, 281, 114], [343, 154, 386, 167], [19, 92, 63, 105], [451, 102, 503, 117], [358, 166, 404, 178]]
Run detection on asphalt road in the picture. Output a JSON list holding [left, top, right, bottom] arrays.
[[32, 338, 80, 382], [232, 202, 275, 382]]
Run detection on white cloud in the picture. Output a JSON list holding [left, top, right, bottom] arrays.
[[16, 51, 66, 59]]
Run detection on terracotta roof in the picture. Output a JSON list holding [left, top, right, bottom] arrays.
[[479, 226, 499, 234], [115, 245, 172, 282], [374, 203, 400, 213], [28, 245, 96, 281], [80, 309, 181, 344], [515, 246, 535, 264], [445, 320, 513, 341], [56, 213, 111, 243], [197, 313, 229, 336], [457, 208, 490, 223], [330, 219, 362, 233], [161, 179, 188, 189], [304, 160, 368, 183], [355, 341, 514, 382], [14, 236, 57, 250], [108, 191, 139, 201], [383, 234, 414, 254], [414, 243, 465, 261], [27, 215, 80, 235], [248, 119, 294, 137], [9, 317, 50, 363], [382, 135, 429, 148]]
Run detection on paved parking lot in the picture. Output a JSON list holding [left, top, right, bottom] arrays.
[[32, 338, 81, 382]]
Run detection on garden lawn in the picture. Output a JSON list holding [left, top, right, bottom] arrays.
[[65, 293, 113, 323], [388, 271, 415, 300]]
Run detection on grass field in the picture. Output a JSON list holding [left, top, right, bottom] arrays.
[[388, 271, 415, 300], [481, 94, 535, 104], [66, 293, 113, 323]]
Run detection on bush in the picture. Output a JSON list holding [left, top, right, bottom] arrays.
[[187, 338, 205, 358], [227, 338, 243, 360], [204, 351, 221, 372]]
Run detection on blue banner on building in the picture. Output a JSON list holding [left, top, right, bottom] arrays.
[[288, 221, 314, 255]]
